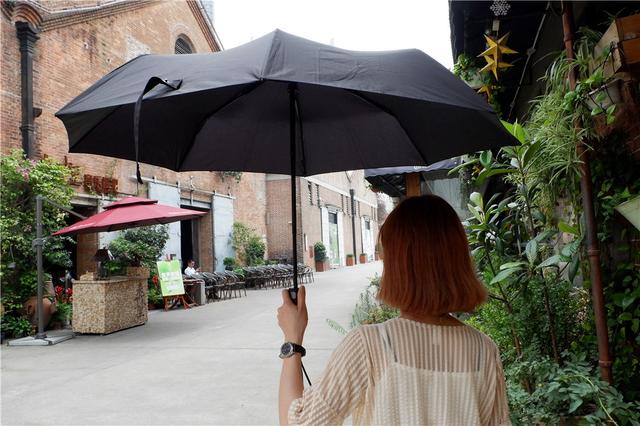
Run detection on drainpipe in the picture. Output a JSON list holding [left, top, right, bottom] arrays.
[[350, 189, 357, 264], [561, 2, 612, 384], [16, 22, 40, 159]]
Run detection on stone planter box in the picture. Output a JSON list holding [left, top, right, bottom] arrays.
[[73, 272, 148, 334]]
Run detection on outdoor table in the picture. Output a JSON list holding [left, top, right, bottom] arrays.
[[182, 277, 205, 305]]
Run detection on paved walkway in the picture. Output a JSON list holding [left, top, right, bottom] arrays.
[[1, 261, 382, 425]]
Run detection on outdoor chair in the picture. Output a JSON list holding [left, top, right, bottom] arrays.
[[209, 272, 230, 300], [219, 271, 240, 298], [201, 272, 220, 302], [226, 271, 246, 297], [299, 264, 314, 284]]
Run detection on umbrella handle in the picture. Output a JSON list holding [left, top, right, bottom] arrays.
[[133, 77, 183, 184], [288, 287, 298, 305]]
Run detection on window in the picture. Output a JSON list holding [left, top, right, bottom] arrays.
[[329, 212, 338, 224], [308, 182, 313, 205], [316, 184, 321, 205], [175, 35, 195, 54]]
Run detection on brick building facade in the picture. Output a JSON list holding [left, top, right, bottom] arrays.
[[267, 171, 379, 270], [1, 0, 267, 275]]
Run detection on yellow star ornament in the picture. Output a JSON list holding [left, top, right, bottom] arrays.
[[478, 33, 517, 80], [477, 84, 493, 97]]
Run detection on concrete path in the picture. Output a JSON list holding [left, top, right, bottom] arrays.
[[1, 261, 382, 425]]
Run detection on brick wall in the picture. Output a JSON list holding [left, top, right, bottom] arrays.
[[266, 177, 295, 262], [1, 11, 22, 153], [197, 209, 214, 271]]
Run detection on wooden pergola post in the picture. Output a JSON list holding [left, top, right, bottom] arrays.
[[405, 172, 421, 196]]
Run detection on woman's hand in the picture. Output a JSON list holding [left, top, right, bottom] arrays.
[[277, 286, 308, 344]]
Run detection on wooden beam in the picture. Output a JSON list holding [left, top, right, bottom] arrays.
[[405, 173, 421, 197]]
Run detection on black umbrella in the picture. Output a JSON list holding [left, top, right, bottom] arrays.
[[56, 29, 516, 300]]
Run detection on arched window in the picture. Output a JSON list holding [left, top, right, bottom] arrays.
[[175, 35, 195, 54]]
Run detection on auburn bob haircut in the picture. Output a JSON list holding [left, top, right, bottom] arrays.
[[378, 195, 487, 316]]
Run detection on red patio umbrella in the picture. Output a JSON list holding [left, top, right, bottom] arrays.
[[53, 196, 206, 235]]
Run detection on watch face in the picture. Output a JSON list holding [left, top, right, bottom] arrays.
[[280, 342, 294, 358]]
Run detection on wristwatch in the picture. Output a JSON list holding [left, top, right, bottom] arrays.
[[279, 342, 306, 359]]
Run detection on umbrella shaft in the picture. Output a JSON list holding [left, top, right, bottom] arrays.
[[289, 84, 299, 291]]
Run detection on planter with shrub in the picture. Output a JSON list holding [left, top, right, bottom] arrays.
[[314, 242, 329, 272]]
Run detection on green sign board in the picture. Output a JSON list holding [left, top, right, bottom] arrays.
[[156, 260, 185, 297]]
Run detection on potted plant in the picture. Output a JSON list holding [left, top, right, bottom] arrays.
[[359, 253, 368, 264], [147, 281, 163, 310], [223, 257, 237, 271], [314, 242, 329, 272], [53, 302, 72, 328], [346, 254, 355, 266]]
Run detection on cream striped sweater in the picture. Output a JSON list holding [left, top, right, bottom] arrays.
[[288, 317, 510, 425]]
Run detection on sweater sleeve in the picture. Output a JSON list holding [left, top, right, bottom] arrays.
[[489, 345, 511, 426], [288, 328, 369, 426]]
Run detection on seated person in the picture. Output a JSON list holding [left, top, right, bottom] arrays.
[[184, 259, 200, 277]]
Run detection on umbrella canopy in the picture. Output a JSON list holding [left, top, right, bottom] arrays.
[[53, 196, 206, 236], [55, 29, 517, 293], [56, 29, 515, 176]]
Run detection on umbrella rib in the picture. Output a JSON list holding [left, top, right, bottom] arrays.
[[344, 90, 431, 167], [179, 81, 264, 171]]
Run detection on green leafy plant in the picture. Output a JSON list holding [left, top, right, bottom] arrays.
[[52, 302, 72, 325], [0, 315, 33, 338], [1, 151, 74, 338], [147, 286, 163, 306], [313, 242, 327, 262], [108, 225, 169, 268], [326, 274, 398, 335], [230, 222, 265, 266], [506, 352, 640, 425], [453, 53, 489, 87], [218, 171, 242, 182]]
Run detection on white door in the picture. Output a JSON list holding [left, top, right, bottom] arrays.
[[148, 182, 182, 264], [213, 195, 234, 272]]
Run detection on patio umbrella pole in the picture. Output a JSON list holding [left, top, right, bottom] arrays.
[[289, 83, 299, 302], [35, 195, 46, 339]]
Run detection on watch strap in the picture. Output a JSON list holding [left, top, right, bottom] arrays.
[[290, 342, 306, 357]]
